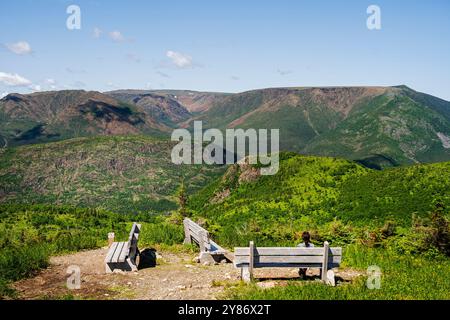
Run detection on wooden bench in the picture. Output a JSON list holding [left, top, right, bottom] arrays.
[[183, 218, 231, 263], [105, 222, 141, 273], [234, 241, 342, 285]]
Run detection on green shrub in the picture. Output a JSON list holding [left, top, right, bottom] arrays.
[[139, 222, 184, 246], [0, 244, 50, 281]]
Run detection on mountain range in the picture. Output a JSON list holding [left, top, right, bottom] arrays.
[[1, 85, 450, 168]]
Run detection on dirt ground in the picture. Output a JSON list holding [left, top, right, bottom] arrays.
[[12, 247, 361, 300]]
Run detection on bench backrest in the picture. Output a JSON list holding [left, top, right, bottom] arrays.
[[127, 222, 141, 258], [183, 218, 211, 252], [234, 243, 342, 269]]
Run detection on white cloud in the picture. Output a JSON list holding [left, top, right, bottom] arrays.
[[166, 50, 193, 68], [0, 72, 32, 86], [109, 31, 125, 42], [29, 84, 41, 92], [5, 41, 32, 55], [0, 92, 8, 99], [93, 27, 103, 38], [45, 79, 57, 90]]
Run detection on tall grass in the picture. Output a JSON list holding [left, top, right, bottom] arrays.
[[0, 244, 50, 281], [0, 243, 51, 298]]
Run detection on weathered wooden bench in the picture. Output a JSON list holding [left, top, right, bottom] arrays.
[[105, 222, 141, 273], [183, 218, 231, 263], [234, 241, 342, 285]]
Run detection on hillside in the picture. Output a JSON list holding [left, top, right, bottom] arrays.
[[304, 92, 450, 165], [146, 90, 231, 113], [106, 89, 230, 115], [189, 86, 450, 167], [106, 90, 192, 127], [0, 135, 226, 213], [189, 153, 450, 246], [0, 90, 168, 147]]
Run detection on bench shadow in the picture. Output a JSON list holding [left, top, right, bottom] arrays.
[[255, 275, 319, 281], [137, 248, 157, 270], [334, 276, 350, 284], [255, 274, 350, 284]]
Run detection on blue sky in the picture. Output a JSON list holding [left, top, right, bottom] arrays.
[[0, 0, 449, 100]]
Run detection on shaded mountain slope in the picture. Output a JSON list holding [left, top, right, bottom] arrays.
[[0, 90, 168, 147], [106, 90, 192, 127]]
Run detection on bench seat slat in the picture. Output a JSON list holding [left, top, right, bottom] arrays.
[[110, 241, 127, 263], [105, 242, 119, 263], [118, 243, 130, 263]]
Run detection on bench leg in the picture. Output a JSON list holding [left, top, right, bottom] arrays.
[[127, 258, 138, 272], [321, 241, 329, 282], [183, 220, 191, 244], [199, 252, 215, 264], [326, 270, 336, 286], [241, 267, 252, 283], [105, 263, 113, 274]]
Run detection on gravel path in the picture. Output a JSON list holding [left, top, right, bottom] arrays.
[[12, 247, 361, 300]]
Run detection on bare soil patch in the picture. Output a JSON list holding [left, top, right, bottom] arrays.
[[12, 247, 361, 300]]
